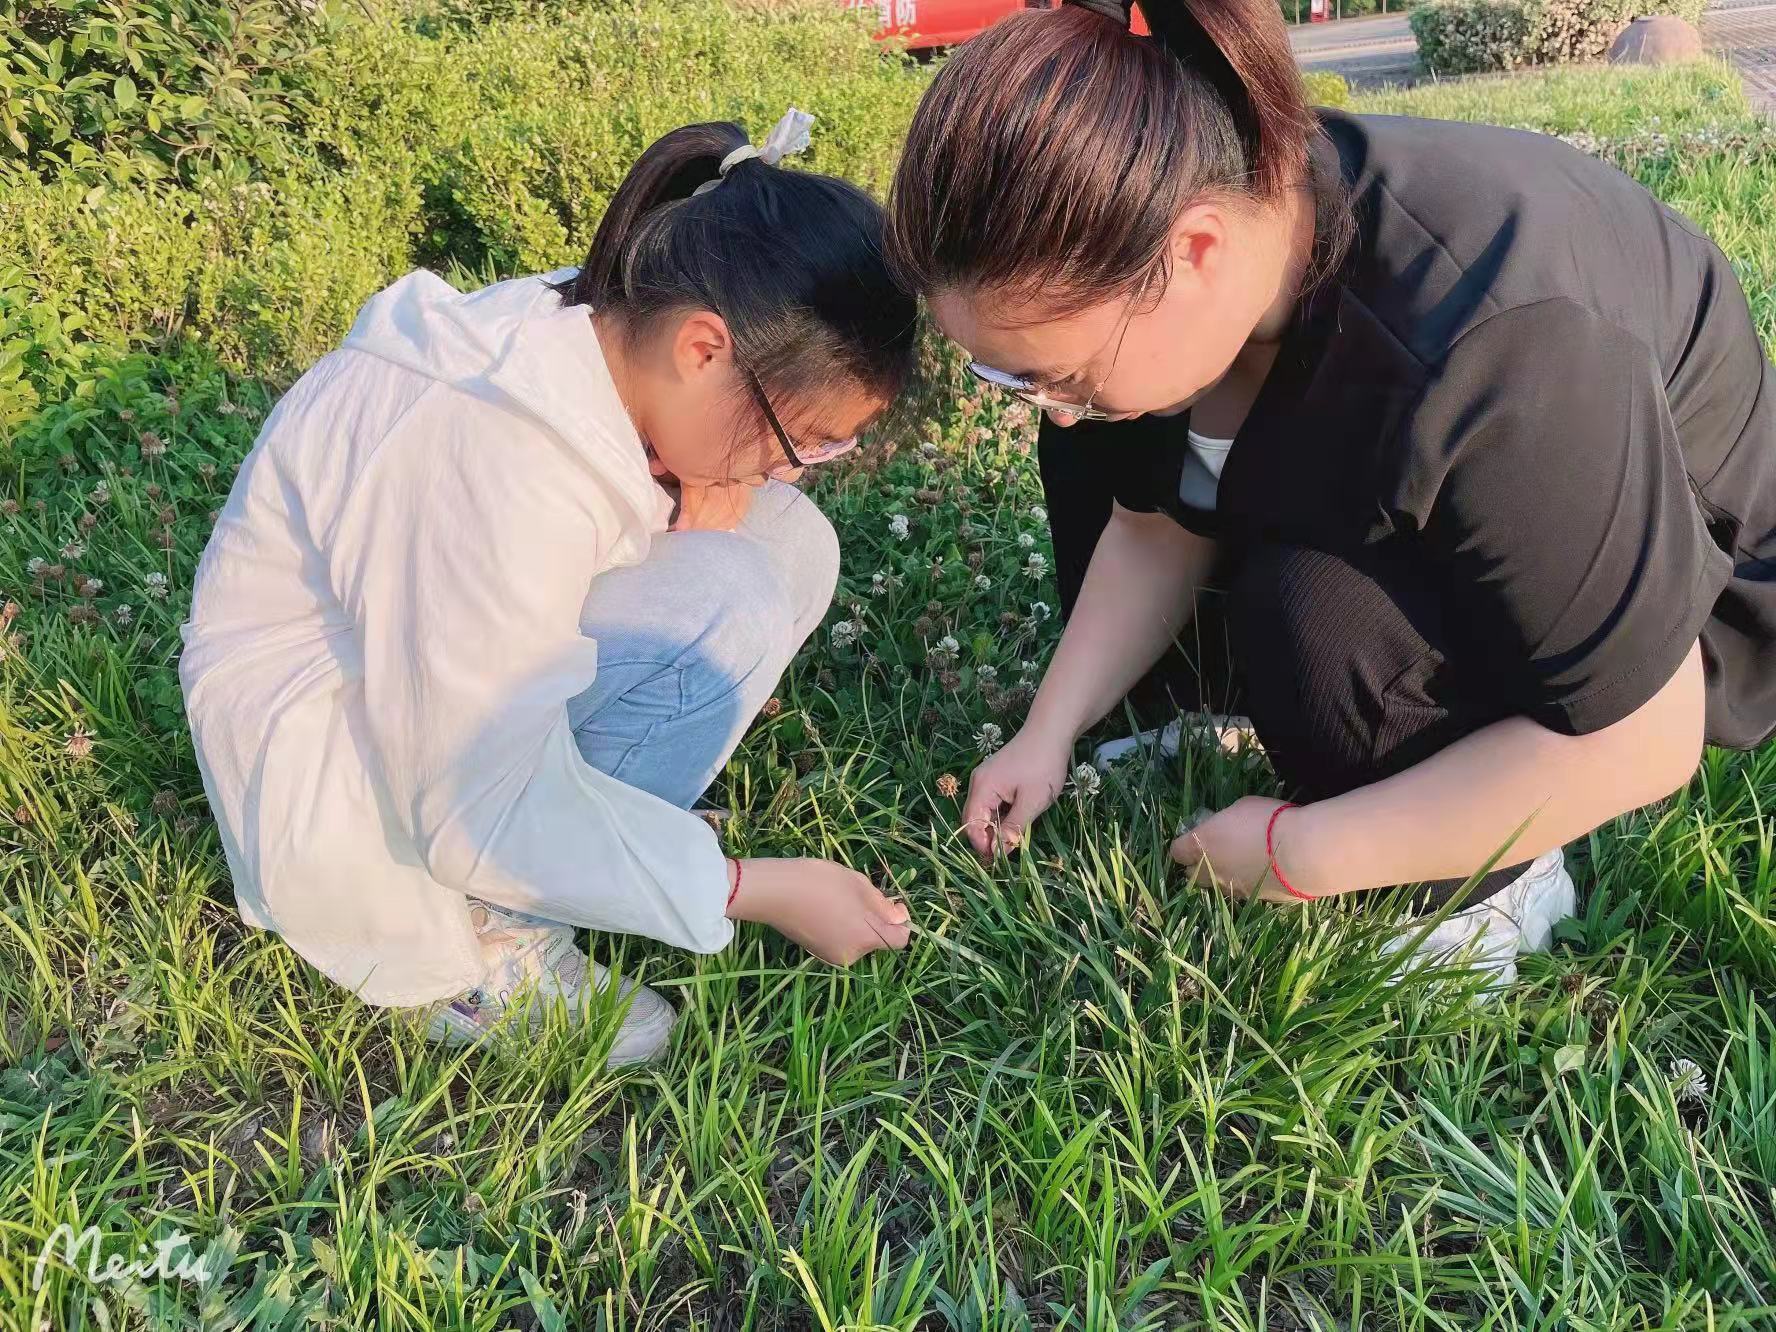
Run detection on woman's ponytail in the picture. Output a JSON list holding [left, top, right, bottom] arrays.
[[566, 122, 748, 310], [1148, 0, 1316, 198], [886, 0, 1345, 310]]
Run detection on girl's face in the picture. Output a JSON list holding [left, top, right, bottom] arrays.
[[638, 310, 886, 488], [927, 201, 1270, 426]]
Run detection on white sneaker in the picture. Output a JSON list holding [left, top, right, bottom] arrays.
[[1388, 848, 1577, 990], [425, 902, 676, 1065], [1093, 713, 1261, 771]]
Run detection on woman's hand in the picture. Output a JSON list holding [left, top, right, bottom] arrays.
[[961, 724, 1074, 858], [726, 857, 911, 965], [672, 480, 755, 533], [1170, 795, 1299, 904]]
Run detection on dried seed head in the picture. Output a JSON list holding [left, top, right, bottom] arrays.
[[65, 728, 94, 761], [151, 790, 179, 817], [761, 697, 783, 718], [936, 773, 960, 798]]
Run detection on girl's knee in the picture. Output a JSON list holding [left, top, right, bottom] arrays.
[[742, 482, 839, 631]]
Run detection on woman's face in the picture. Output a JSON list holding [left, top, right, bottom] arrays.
[[927, 206, 1267, 426], [639, 311, 885, 488]]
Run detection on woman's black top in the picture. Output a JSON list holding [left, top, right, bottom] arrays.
[[1103, 110, 1776, 749]]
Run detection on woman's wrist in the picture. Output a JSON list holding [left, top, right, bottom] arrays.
[[1274, 801, 1352, 899]]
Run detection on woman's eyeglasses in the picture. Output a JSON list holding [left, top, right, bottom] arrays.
[[744, 369, 858, 473], [965, 270, 1153, 422]]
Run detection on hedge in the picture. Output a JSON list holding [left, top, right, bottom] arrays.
[[0, 0, 923, 431], [1411, 0, 1708, 75]]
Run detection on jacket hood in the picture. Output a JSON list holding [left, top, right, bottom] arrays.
[[340, 269, 665, 531]]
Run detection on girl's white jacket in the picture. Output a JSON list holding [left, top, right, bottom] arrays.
[[180, 271, 733, 1006]]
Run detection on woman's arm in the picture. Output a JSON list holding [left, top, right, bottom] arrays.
[[1178, 641, 1706, 897], [963, 504, 1217, 853], [1025, 504, 1219, 746], [1289, 640, 1705, 894]]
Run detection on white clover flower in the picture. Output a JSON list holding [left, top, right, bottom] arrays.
[[1017, 532, 1036, 549], [830, 619, 860, 649], [973, 574, 992, 592], [1025, 552, 1048, 577], [1670, 1058, 1709, 1106], [888, 513, 910, 541], [144, 572, 169, 600], [114, 604, 134, 627], [920, 441, 940, 457], [1029, 601, 1052, 622], [975, 722, 1004, 755], [1019, 659, 1037, 675], [26, 557, 46, 578], [977, 665, 998, 683], [870, 572, 887, 597], [82, 578, 103, 595], [1030, 505, 1048, 523], [937, 635, 960, 656], [61, 541, 85, 561], [1071, 763, 1102, 797], [91, 482, 111, 506]]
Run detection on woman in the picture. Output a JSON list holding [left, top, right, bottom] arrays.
[[886, 0, 1775, 976], [182, 112, 915, 1064]]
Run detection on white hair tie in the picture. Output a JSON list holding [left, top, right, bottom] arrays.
[[692, 107, 815, 195]]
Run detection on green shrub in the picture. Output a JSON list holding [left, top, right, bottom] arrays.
[[1412, 0, 1706, 74], [0, 0, 921, 408], [0, 0, 337, 184], [1301, 71, 1351, 108]]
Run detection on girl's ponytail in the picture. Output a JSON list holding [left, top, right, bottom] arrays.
[[558, 118, 916, 414], [566, 122, 749, 310]]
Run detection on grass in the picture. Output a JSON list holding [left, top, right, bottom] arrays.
[[3, 61, 1776, 1332]]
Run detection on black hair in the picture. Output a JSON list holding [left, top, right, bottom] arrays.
[[555, 121, 917, 417]]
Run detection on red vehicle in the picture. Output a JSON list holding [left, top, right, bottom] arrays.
[[855, 0, 1149, 51]]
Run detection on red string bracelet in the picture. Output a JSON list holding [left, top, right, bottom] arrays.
[[726, 857, 742, 911], [1265, 803, 1319, 901]]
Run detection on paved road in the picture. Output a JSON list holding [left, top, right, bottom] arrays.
[[1291, 0, 1776, 111]]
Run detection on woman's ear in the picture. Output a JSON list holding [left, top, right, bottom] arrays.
[[1168, 202, 1227, 293], [671, 310, 734, 382]]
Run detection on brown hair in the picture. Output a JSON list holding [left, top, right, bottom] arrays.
[[885, 0, 1348, 313]]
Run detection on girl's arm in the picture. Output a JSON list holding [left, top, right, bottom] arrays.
[[963, 504, 1217, 853]]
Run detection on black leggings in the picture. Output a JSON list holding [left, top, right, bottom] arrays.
[[1039, 426, 1528, 911]]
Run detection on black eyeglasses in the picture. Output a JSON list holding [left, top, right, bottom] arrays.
[[743, 368, 858, 473]]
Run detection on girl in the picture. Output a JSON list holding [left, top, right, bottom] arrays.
[[886, 0, 1775, 978], [181, 112, 916, 1063]]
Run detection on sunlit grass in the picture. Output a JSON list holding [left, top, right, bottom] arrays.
[[1, 62, 1773, 1331]]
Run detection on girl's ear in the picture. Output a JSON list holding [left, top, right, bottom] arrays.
[[671, 310, 735, 381]]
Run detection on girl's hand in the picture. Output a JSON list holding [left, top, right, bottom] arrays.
[[961, 724, 1074, 858], [672, 481, 755, 532], [726, 857, 911, 965], [1170, 795, 1299, 904]]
